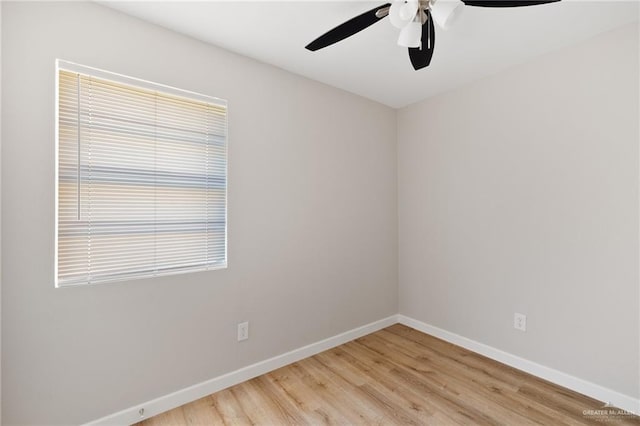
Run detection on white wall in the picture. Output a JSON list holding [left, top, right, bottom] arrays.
[[1, 2, 398, 424], [398, 23, 639, 400]]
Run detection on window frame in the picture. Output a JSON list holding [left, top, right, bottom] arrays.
[[54, 59, 228, 287]]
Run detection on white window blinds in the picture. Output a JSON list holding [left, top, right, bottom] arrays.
[[56, 61, 227, 287]]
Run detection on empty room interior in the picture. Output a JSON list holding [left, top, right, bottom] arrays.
[[1, 0, 639, 424]]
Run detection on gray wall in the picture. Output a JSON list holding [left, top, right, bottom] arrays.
[[398, 23, 639, 400], [1, 2, 398, 424], [3, 2, 638, 425]]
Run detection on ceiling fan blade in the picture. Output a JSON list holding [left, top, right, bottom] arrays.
[[409, 11, 436, 71], [462, 0, 560, 7], [305, 3, 391, 51]]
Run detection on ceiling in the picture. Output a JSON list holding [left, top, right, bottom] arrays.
[[102, 1, 638, 108]]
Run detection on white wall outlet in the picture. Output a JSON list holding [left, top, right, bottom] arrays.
[[237, 321, 249, 341], [514, 313, 527, 332]]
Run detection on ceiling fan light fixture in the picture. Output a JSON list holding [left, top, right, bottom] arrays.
[[399, 0, 420, 20], [397, 19, 422, 47], [431, 0, 464, 30], [389, 0, 417, 28]]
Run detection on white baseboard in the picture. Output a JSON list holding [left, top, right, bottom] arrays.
[[88, 313, 639, 425], [397, 315, 640, 415], [86, 315, 399, 426]]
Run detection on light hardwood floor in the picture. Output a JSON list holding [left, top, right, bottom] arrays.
[[138, 324, 639, 425]]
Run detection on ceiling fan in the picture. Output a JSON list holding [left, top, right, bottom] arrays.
[[305, 0, 561, 70]]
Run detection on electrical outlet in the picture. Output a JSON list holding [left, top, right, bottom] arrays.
[[514, 313, 527, 332], [237, 321, 249, 341]]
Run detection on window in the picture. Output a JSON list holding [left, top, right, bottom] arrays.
[[56, 60, 227, 286]]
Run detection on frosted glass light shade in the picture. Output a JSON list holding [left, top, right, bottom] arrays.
[[431, 0, 464, 30], [399, 0, 419, 20], [397, 20, 422, 48], [389, 0, 417, 29]]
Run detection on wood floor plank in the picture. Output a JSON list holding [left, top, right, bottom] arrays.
[[136, 325, 640, 425], [337, 341, 469, 423], [291, 357, 381, 424], [250, 374, 311, 424], [210, 385, 253, 425], [182, 396, 225, 425], [384, 326, 529, 389], [359, 332, 556, 425], [316, 347, 463, 425], [304, 354, 426, 425], [355, 335, 539, 425], [315, 347, 447, 422], [341, 340, 503, 425], [264, 365, 334, 424], [379, 327, 608, 426]]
